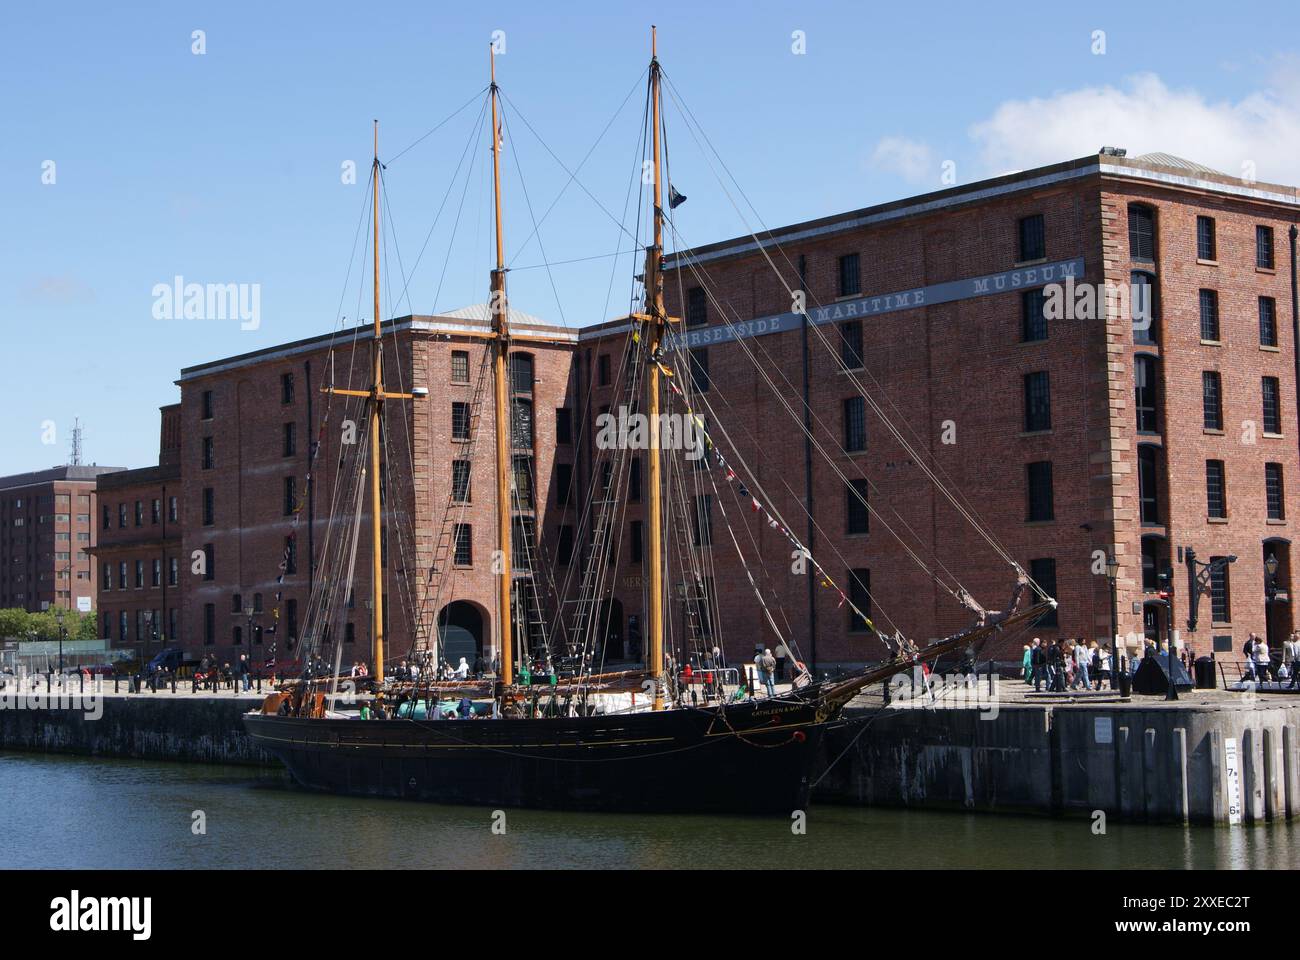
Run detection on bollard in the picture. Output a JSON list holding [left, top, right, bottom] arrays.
[[114, 675, 119, 694], [257, 674, 262, 694]]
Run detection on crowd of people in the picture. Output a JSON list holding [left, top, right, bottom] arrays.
[[1023, 637, 1115, 692]]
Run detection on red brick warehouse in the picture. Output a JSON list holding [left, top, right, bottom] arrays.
[[98, 150, 1300, 673]]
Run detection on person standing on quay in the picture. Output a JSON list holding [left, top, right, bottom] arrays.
[[1073, 639, 1091, 690], [237, 654, 250, 692], [760, 648, 777, 698], [1030, 638, 1045, 691], [1021, 644, 1032, 685]]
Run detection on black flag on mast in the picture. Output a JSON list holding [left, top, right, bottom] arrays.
[[669, 184, 687, 209]]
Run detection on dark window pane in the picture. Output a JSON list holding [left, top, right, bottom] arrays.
[[1197, 216, 1216, 261], [1022, 288, 1048, 342], [843, 397, 867, 452], [1266, 463, 1285, 520], [1024, 371, 1051, 432], [451, 402, 470, 441], [1209, 557, 1231, 623], [451, 350, 469, 383], [1128, 204, 1156, 262], [1027, 461, 1054, 522], [838, 253, 861, 297], [1199, 289, 1220, 341], [1029, 558, 1058, 627], [840, 320, 863, 369], [1259, 297, 1278, 347], [686, 286, 708, 327], [1256, 225, 1275, 269], [689, 347, 710, 392], [1138, 445, 1161, 524], [1135, 356, 1159, 433], [846, 479, 870, 535], [1263, 377, 1282, 434], [848, 568, 871, 633], [1131, 271, 1158, 343], [1206, 459, 1226, 519], [1202, 372, 1223, 430], [1018, 214, 1045, 261]]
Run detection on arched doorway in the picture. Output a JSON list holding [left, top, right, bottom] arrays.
[[1142, 600, 1165, 650], [437, 601, 485, 671], [1263, 539, 1292, 652]]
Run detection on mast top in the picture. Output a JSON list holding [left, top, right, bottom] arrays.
[[651, 24, 657, 59]]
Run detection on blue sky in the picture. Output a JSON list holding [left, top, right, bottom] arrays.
[[3, 0, 1299, 473]]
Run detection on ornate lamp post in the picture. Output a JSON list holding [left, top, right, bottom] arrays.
[[1106, 554, 1120, 690], [54, 607, 66, 674]]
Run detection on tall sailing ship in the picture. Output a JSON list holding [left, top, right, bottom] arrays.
[[243, 30, 1055, 815]]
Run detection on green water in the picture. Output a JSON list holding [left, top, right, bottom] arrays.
[[3, 752, 1298, 869]]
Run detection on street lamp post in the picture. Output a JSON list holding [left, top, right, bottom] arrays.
[[1106, 554, 1120, 691], [54, 608, 65, 674], [243, 603, 258, 691]]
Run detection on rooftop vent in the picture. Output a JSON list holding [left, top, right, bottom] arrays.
[[1099, 146, 1127, 158]]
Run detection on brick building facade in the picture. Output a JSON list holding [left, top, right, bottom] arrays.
[[94, 405, 184, 658], [95, 150, 1300, 672], [0, 465, 122, 613]]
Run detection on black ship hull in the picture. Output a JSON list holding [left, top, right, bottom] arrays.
[[243, 694, 830, 815]]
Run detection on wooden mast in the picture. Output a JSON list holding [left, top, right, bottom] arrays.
[[323, 121, 421, 685], [368, 120, 386, 684], [489, 45, 515, 687], [645, 26, 667, 710]]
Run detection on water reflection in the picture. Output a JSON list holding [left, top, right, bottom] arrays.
[[3, 753, 1296, 870]]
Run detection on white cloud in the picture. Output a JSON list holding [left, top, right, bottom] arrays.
[[867, 135, 938, 185], [20, 275, 96, 305], [971, 70, 1300, 184], [869, 61, 1300, 188]]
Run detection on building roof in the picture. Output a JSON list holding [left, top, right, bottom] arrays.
[[95, 462, 182, 491], [0, 465, 125, 492], [666, 151, 1300, 269]]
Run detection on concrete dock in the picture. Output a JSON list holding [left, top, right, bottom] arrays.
[[1, 673, 1297, 823]]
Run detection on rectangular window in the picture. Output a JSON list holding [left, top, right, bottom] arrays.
[[686, 286, 708, 327], [1209, 557, 1231, 623], [283, 422, 297, 457], [169, 607, 178, 644], [151, 558, 161, 588], [134, 559, 144, 588], [1138, 446, 1161, 524], [453, 524, 472, 566], [598, 353, 611, 386], [1202, 371, 1223, 430], [151, 498, 160, 524], [1199, 289, 1220, 341], [847, 568, 871, 633], [1026, 461, 1054, 522], [1263, 376, 1282, 434], [168, 557, 178, 587], [846, 479, 870, 535], [281, 372, 295, 404], [1131, 271, 1158, 344], [118, 561, 127, 590], [557, 525, 575, 565], [450, 350, 469, 384], [1021, 288, 1048, 342], [1128, 205, 1156, 262], [286, 598, 298, 643], [201, 390, 214, 420], [202, 543, 214, 581], [840, 320, 864, 370], [118, 503, 126, 528], [843, 397, 867, 453], [1206, 459, 1227, 519], [1256, 225, 1275, 269], [1023, 371, 1051, 432], [555, 408, 572, 444], [630, 520, 644, 563], [629, 457, 642, 503], [451, 460, 471, 503], [102, 564, 111, 590], [1017, 213, 1045, 261], [1196, 215, 1216, 261], [1135, 356, 1159, 433], [512, 400, 533, 448], [284, 536, 297, 575], [283, 477, 297, 516], [120, 611, 129, 643], [838, 253, 861, 297], [451, 402, 471, 441], [554, 463, 572, 506], [202, 436, 214, 470], [102, 505, 110, 530], [1259, 296, 1278, 348], [513, 456, 534, 509], [1266, 463, 1285, 520], [202, 487, 214, 526], [689, 347, 710, 392], [168, 496, 178, 523], [1029, 558, 1059, 627], [134, 500, 143, 526], [693, 494, 713, 547]]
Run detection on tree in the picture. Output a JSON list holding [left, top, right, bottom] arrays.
[[0, 608, 30, 640]]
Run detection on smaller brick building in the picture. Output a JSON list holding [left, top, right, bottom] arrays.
[[0, 464, 122, 614], [93, 405, 184, 658]]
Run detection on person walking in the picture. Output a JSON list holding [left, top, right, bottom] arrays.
[[760, 648, 777, 698], [1285, 632, 1300, 689], [1073, 639, 1091, 691], [1030, 638, 1046, 692], [1021, 644, 1033, 685], [237, 653, 250, 692], [1243, 633, 1259, 682]]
